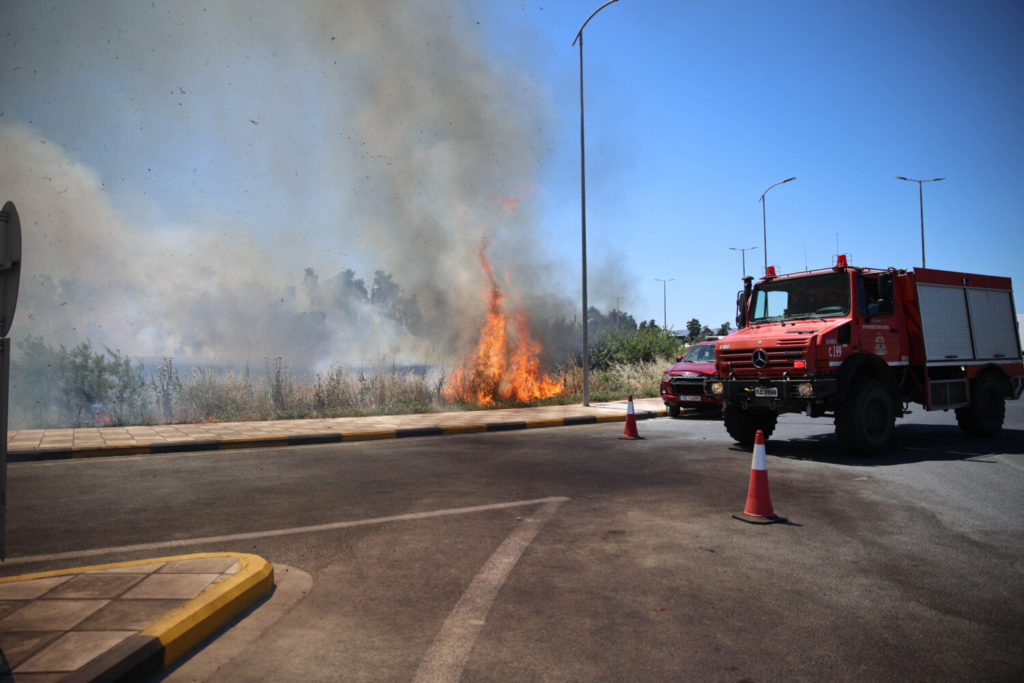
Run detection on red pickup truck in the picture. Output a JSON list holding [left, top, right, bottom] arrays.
[[660, 340, 723, 417]]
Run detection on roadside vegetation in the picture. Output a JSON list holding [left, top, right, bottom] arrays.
[[10, 312, 730, 429]]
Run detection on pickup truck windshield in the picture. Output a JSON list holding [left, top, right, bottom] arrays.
[[750, 272, 850, 323], [684, 344, 715, 362]]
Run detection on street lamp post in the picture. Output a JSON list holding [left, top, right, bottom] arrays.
[[655, 278, 674, 331], [759, 176, 796, 274], [729, 246, 758, 278], [573, 0, 620, 407], [895, 176, 944, 268]]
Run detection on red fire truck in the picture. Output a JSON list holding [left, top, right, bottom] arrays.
[[706, 256, 1024, 455]]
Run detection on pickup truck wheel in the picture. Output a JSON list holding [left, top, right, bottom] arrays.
[[956, 374, 1005, 437], [667, 404, 681, 418], [835, 377, 895, 456], [723, 403, 777, 446]]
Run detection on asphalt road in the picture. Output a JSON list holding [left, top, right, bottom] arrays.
[[4, 404, 1023, 681]]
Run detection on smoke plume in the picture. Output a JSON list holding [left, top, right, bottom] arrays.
[[0, 0, 572, 371]]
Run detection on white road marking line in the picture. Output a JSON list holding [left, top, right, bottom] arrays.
[[3, 497, 570, 567], [413, 498, 565, 683]]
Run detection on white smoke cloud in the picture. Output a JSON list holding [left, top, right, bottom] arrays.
[[0, 1, 576, 370]]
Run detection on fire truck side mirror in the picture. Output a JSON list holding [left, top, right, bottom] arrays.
[[877, 272, 895, 314], [736, 276, 754, 329]]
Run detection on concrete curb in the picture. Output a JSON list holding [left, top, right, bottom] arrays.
[[9, 408, 666, 462], [0, 552, 274, 681]]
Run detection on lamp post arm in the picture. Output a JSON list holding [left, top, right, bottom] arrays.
[[758, 176, 795, 274], [759, 176, 797, 202], [573, 0, 620, 46]]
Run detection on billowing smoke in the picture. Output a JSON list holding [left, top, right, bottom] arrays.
[[0, 0, 575, 371]]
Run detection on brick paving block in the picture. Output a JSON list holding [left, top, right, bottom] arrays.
[[86, 562, 166, 575], [0, 600, 109, 632], [46, 573, 145, 600], [0, 630, 65, 671], [121, 574, 222, 600], [16, 630, 135, 673], [156, 557, 239, 574], [75, 599, 181, 631], [0, 577, 73, 600]]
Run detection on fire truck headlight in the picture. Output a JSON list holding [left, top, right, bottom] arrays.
[[709, 381, 724, 396], [661, 372, 671, 383], [797, 382, 814, 398]]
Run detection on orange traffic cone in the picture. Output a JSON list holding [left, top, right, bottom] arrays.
[[732, 430, 785, 524], [621, 394, 643, 439]]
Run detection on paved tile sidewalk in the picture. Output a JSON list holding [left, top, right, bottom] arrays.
[[0, 553, 273, 681], [7, 398, 667, 460]]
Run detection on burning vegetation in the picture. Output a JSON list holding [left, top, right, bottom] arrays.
[[442, 248, 562, 405]]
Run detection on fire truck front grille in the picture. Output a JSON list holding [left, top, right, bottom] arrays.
[[719, 344, 808, 376]]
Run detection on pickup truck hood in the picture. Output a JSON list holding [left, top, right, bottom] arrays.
[[664, 359, 716, 375]]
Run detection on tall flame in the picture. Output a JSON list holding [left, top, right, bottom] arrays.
[[443, 248, 562, 405]]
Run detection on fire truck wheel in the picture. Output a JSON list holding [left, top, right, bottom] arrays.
[[723, 403, 777, 446], [836, 377, 895, 456], [667, 404, 681, 418], [956, 374, 1005, 437]]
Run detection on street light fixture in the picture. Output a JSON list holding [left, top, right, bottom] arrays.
[[573, 0, 621, 407], [654, 278, 674, 331], [895, 176, 945, 268], [729, 246, 758, 278], [759, 176, 796, 274]]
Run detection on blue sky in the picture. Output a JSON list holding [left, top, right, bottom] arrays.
[[1, 0, 1022, 366], [510, 0, 1024, 330]]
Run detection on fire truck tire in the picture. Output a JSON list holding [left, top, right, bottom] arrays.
[[667, 404, 681, 418], [956, 374, 1005, 437], [836, 377, 895, 456], [723, 404, 777, 446]]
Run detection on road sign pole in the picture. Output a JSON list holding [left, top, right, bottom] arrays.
[[0, 337, 7, 559], [0, 201, 23, 561]]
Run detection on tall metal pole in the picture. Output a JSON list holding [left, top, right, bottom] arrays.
[[655, 278, 673, 331], [577, 30, 589, 405], [573, 0, 620, 406], [0, 201, 22, 561], [761, 200, 767, 275], [759, 176, 796, 274], [896, 176, 944, 268], [729, 246, 758, 279], [918, 182, 924, 267]]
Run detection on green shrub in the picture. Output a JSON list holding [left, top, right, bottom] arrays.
[[590, 327, 681, 369], [10, 336, 153, 427]]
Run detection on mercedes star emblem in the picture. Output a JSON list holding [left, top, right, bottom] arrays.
[[752, 349, 768, 368]]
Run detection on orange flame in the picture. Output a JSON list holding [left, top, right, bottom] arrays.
[[443, 248, 562, 405]]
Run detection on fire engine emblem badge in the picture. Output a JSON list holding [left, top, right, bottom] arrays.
[[875, 333, 886, 356], [752, 349, 768, 368]]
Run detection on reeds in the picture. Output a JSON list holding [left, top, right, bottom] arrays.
[[11, 354, 672, 428]]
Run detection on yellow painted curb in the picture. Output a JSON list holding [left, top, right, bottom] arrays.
[[142, 552, 274, 666], [525, 418, 565, 429], [0, 552, 275, 670]]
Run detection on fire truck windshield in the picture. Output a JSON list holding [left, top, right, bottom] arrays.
[[750, 272, 850, 323]]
